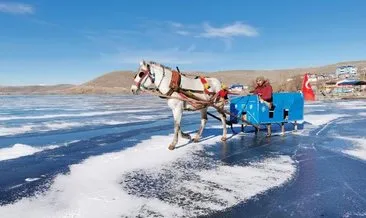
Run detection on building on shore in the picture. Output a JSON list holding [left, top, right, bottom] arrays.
[[335, 65, 358, 78]]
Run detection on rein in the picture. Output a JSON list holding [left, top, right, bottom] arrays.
[[142, 88, 220, 110], [142, 88, 259, 128]]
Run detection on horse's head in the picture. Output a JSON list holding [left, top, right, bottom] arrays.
[[130, 60, 155, 95]]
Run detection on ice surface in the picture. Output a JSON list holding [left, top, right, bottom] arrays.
[[0, 115, 170, 137], [0, 96, 365, 218], [0, 111, 124, 121]]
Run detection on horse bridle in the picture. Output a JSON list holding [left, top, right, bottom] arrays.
[[134, 64, 155, 90]]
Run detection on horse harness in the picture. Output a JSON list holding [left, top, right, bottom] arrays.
[[136, 64, 225, 110], [164, 70, 217, 97], [165, 70, 181, 96]]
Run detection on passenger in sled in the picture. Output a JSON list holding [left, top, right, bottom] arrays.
[[250, 76, 275, 111], [242, 76, 274, 136]]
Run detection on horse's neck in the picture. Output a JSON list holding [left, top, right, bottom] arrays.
[[152, 65, 172, 94]]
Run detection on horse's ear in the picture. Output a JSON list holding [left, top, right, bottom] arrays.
[[139, 60, 144, 66]]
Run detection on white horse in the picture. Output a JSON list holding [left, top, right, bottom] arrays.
[[130, 60, 228, 150]]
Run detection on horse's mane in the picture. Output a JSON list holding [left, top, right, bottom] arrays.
[[146, 60, 209, 79], [147, 61, 173, 71]]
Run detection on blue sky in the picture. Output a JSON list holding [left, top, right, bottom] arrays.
[[1, 0, 366, 85]]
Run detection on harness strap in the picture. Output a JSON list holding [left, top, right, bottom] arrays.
[[199, 76, 211, 94], [141, 88, 260, 128], [179, 88, 215, 95], [178, 92, 207, 110], [166, 70, 181, 96], [165, 70, 217, 98]]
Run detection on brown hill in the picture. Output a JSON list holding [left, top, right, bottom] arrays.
[[68, 59, 366, 94], [83, 71, 134, 88], [62, 71, 134, 94], [0, 84, 75, 95]]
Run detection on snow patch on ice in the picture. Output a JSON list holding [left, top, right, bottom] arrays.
[[336, 136, 366, 161], [0, 144, 59, 161], [343, 211, 366, 218], [25, 178, 41, 182], [304, 114, 348, 126], [0, 133, 296, 218], [0, 125, 35, 136]]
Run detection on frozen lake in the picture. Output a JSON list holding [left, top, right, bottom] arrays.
[[0, 95, 366, 217]]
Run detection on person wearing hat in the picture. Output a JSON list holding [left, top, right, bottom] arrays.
[[250, 76, 274, 110], [217, 83, 245, 104], [246, 76, 274, 137], [215, 83, 230, 107]]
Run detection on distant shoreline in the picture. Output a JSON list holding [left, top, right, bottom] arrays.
[[1, 92, 365, 102], [1, 59, 365, 96]]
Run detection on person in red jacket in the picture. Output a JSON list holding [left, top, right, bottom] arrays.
[[250, 76, 274, 110], [249, 76, 275, 137]]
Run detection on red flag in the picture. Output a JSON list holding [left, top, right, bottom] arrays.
[[302, 73, 315, 101]]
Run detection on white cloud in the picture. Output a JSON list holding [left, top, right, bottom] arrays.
[[88, 20, 260, 66], [167, 21, 184, 28], [163, 21, 258, 51], [106, 48, 203, 65], [166, 21, 210, 37], [99, 47, 245, 71], [176, 30, 190, 36], [200, 22, 258, 38], [0, 2, 34, 14]]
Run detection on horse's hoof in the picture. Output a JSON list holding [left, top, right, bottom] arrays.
[[168, 144, 175, 150], [193, 138, 200, 143], [221, 137, 227, 141]]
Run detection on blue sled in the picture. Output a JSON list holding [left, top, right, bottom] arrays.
[[229, 92, 304, 128]]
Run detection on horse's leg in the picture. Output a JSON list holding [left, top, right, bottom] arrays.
[[177, 102, 191, 140], [194, 108, 207, 143], [219, 111, 227, 141], [169, 106, 183, 150], [178, 101, 191, 140]]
